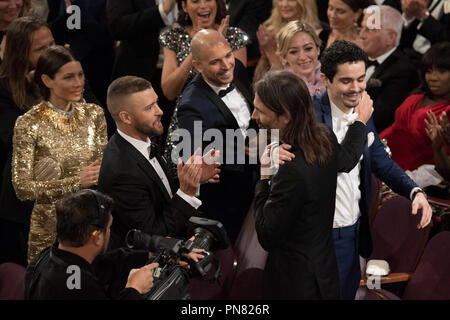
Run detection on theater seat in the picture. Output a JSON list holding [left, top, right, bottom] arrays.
[[0, 262, 26, 300], [360, 231, 450, 300], [227, 268, 264, 300]]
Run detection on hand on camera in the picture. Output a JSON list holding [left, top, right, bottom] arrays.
[[126, 262, 159, 294]]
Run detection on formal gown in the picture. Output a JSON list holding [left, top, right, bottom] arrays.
[[12, 101, 107, 261], [380, 94, 450, 171], [159, 25, 249, 172]]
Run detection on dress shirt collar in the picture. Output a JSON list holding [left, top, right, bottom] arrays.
[[204, 78, 233, 95], [330, 99, 355, 120], [372, 46, 397, 65], [117, 129, 152, 158]]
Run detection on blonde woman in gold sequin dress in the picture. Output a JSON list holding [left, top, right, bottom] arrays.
[[12, 46, 107, 261]]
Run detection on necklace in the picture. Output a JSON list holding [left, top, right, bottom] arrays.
[[47, 100, 73, 116]]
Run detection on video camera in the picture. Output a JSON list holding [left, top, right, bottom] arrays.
[[125, 217, 230, 300]]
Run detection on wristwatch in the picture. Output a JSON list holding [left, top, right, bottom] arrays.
[[412, 188, 427, 200]]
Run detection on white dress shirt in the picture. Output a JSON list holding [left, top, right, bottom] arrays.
[[330, 100, 362, 228], [117, 129, 201, 209], [204, 80, 251, 137], [365, 46, 397, 81]]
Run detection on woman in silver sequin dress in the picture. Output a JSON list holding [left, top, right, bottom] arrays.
[[12, 46, 107, 261], [160, 0, 249, 169]]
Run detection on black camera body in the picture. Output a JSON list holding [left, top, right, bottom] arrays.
[[125, 217, 230, 300]]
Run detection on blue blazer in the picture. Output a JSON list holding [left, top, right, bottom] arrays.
[[312, 92, 418, 257]]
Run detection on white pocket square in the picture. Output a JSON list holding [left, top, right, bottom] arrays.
[[367, 132, 375, 147]]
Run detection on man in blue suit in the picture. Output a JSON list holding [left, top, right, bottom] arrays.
[[176, 29, 258, 243], [312, 40, 432, 300]]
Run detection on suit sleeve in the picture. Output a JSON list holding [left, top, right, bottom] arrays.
[[177, 101, 206, 159], [105, 170, 198, 238], [254, 162, 305, 251], [367, 118, 417, 198], [106, 0, 165, 40], [418, 15, 447, 44], [334, 121, 368, 173]]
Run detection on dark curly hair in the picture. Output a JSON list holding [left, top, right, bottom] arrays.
[[320, 40, 368, 82]]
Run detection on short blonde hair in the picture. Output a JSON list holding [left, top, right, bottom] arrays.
[[276, 20, 321, 58]]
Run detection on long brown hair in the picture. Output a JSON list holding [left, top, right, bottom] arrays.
[[254, 70, 333, 165], [0, 16, 47, 110]]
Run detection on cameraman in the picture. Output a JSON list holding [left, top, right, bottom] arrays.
[[24, 189, 158, 300]]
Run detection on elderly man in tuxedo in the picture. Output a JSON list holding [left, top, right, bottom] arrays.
[[176, 29, 258, 242], [312, 40, 432, 300], [98, 76, 220, 249], [359, 5, 419, 132]]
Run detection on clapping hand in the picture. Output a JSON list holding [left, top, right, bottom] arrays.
[[218, 15, 230, 37], [177, 148, 203, 196], [200, 148, 221, 183]]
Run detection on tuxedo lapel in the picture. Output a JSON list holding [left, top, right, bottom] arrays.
[[156, 154, 178, 193], [194, 74, 240, 129], [114, 134, 172, 203], [320, 92, 333, 129], [234, 79, 254, 114]]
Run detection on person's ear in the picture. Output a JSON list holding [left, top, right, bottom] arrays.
[[192, 59, 202, 73], [92, 230, 104, 247], [118, 110, 133, 125], [41, 74, 53, 89], [320, 73, 331, 87], [387, 29, 398, 47]]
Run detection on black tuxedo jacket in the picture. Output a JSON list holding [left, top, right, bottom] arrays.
[[254, 120, 368, 299], [366, 48, 419, 132], [98, 133, 199, 248], [107, 0, 165, 81], [176, 60, 258, 241]]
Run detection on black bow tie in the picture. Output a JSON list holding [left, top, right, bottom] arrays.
[[218, 83, 235, 98], [367, 59, 379, 68], [149, 141, 159, 159]]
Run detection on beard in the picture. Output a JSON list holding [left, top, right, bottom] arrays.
[[134, 119, 163, 138]]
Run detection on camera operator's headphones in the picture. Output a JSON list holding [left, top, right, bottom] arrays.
[[86, 189, 109, 234]]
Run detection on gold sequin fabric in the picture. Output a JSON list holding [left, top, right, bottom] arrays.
[[12, 101, 107, 261], [160, 25, 249, 174]]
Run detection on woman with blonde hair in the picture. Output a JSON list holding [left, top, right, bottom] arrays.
[[276, 20, 325, 95], [254, 0, 321, 81]]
